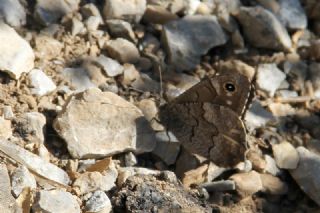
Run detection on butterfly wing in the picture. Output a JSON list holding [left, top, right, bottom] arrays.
[[159, 103, 246, 167]]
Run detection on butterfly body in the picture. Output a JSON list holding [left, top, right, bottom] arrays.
[[159, 71, 252, 167]]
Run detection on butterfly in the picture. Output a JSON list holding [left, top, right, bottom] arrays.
[[159, 70, 252, 167]]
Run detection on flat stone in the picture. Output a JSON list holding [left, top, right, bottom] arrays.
[[106, 19, 136, 42], [33, 190, 80, 213], [260, 174, 288, 195], [103, 0, 146, 23], [0, 0, 26, 27], [234, 6, 292, 51], [0, 164, 22, 213], [53, 88, 156, 159], [62, 67, 96, 92], [11, 166, 37, 197], [230, 171, 264, 197], [94, 55, 124, 77], [290, 147, 320, 206], [0, 22, 34, 79], [106, 38, 140, 64], [162, 15, 227, 71], [28, 69, 56, 96], [272, 141, 299, 169], [35, 0, 80, 26], [85, 190, 112, 213], [244, 100, 275, 131], [256, 64, 286, 97], [0, 117, 11, 139], [0, 139, 70, 186]]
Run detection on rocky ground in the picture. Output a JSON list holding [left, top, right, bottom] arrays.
[[0, 0, 320, 212]]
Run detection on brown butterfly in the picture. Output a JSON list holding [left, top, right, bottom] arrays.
[[159, 71, 252, 167]]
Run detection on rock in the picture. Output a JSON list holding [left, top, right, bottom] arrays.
[[283, 61, 307, 91], [143, 5, 178, 24], [35, 0, 80, 26], [106, 19, 136, 42], [152, 141, 180, 165], [62, 67, 96, 92], [84, 16, 101, 31], [53, 88, 156, 159], [256, 64, 286, 97], [234, 6, 292, 51], [272, 141, 299, 169], [34, 35, 63, 60], [0, 164, 22, 213], [310, 40, 320, 61], [0, 139, 70, 186], [289, 147, 320, 206], [277, 90, 298, 99], [11, 166, 37, 197], [306, 139, 320, 155], [268, 103, 296, 117], [3, 106, 14, 120], [81, 3, 102, 20], [162, 15, 227, 71], [112, 174, 210, 212], [71, 17, 85, 36], [28, 69, 56, 96], [0, 22, 34, 79], [0, 0, 26, 27], [94, 55, 124, 77], [18, 112, 46, 143], [106, 38, 140, 64], [124, 152, 137, 167], [201, 180, 236, 192], [121, 64, 140, 85], [244, 100, 275, 131], [206, 162, 227, 182], [0, 117, 11, 139], [137, 99, 163, 131], [230, 171, 264, 197], [33, 190, 80, 213], [103, 0, 147, 23], [260, 174, 288, 195], [264, 155, 281, 176], [85, 191, 112, 213], [73, 171, 117, 195]]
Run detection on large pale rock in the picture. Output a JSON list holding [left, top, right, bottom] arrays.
[[33, 190, 80, 213], [0, 22, 34, 79], [53, 88, 156, 159], [162, 15, 227, 71], [0, 139, 70, 186], [35, 0, 80, 26], [272, 141, 299, 169], [0, 164, 22, 213], [0, 0, 26, 27], [103, 0, 147, 23], [234, 6, 292, 51], [290, 147, 320, 206]]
